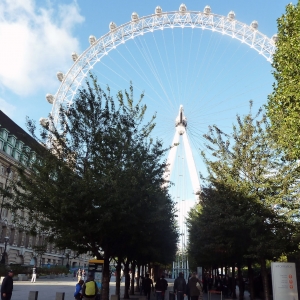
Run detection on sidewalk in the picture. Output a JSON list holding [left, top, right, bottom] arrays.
[[12, 277, 249, 300]]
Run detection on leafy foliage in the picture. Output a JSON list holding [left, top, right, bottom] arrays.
[[188, 103, 300, 267], [267, 2, 300, 158], [12, 76, 178, 300]]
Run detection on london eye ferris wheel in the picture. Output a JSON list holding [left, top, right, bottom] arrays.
[[40, 4, 277, 267]]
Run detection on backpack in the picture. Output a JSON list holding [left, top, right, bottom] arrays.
[[177, 278, 184, 291], [85, 281, 96, 296], [155, 279, 163, 291]]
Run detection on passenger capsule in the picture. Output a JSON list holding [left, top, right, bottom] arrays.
[[204, 5, 211, 14], [71, 52, 78, 62], [250, 20, 259, 30], [227, 11, 235, 20], [89, 35, 96, 45], [131, 12, 139, 22], [39, 118, 49, 127], [272, 34, 278, 43], [109, 22, 117, 31], [46, 94, 54, 104], [179, 4, 187, 13], [57, 72, 64, 82], [155, 6, 162, 15]]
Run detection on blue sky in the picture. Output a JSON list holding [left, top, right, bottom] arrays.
[[0, 0, 296, 207]]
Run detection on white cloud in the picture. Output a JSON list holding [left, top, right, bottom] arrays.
[[0, 0, 84, 96], [0, 98, 16, 117]]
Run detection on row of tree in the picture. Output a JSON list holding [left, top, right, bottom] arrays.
[[8, 77, 178, 300], [187, 104, 300, 300], [188, 2, 300, 299]]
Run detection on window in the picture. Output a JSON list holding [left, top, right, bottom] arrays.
[[25, 233, 29, 248], [8, 136, 16, 147], [0, 140, 3, 150], [9, 229, 15, 245], [18, 231, 23, 247], [14, 151, 20, 160], [16, 141, 23, 151], [5, 145, 12, 156], [2, 131, 8, 141]]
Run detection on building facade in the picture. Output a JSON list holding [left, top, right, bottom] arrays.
[[0, 110, 90, 268]]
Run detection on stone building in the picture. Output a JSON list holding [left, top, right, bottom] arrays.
[[0, 110, 90, 268]]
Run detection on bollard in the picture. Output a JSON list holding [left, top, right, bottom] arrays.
[[169, 291, 175, 300], [28, 291, 38, 300], [55, 292, 65, 300]]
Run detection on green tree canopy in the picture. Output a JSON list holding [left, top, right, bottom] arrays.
[[267, 2, 300, 158], [188, 104, 300, 300], [12, 77, 178, 300]]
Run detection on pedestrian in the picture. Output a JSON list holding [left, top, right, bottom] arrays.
[[143, 273, 154, 300], [188, 272, 203, 300], [77, 268, 82, 282], [82, 274, 98, 300], [31, 265, 37, 283], [1, 270, 14, 300], [174, 272, 186, 300], [186, 273, 192, 300], [82, 269, 86, 281], [139, 274, 145, 295], [74, 279, 84, 300], [155, 274, 168, 300]]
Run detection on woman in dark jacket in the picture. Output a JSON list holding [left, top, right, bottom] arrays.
[[188, 272, 203, 300]]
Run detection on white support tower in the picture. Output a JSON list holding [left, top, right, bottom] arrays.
[[164, 105, 200, 279], [164, 105, 200, 197]]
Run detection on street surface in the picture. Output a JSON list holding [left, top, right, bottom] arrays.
[[12, 276, 250, 300]]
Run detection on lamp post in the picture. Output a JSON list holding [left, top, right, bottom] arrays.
[[1, 236, 9, 264], [0, 165, 11, 219]]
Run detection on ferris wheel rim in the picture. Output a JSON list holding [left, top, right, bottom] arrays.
[[47, 8, 277, 125]]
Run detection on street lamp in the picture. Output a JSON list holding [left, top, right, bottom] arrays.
[[0, 165, 11, 219], [1, 236, 9, 264]]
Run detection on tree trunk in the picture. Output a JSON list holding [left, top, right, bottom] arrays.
[[102, 255, 110, 300], [232, 262, 237, 299], [123, 260, 130, 299], [135, 264, 140, 292], [247, 259, 254, 300], [237, 262, 244, 300], [261, 258, 270, 300], [130, 261, 136, 295], [116, 259, 121, 300]]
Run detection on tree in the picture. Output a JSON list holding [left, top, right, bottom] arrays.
[[267, 2, 300, 158], [188, 104, 300, 300], [13, 76, 178, 300]]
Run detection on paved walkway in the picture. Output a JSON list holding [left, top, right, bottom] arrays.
[[11, 276, 249, 300]]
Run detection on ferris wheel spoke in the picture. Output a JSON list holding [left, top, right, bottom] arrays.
[[151, 31, 177, 111]]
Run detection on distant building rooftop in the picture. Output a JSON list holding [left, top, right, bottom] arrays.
[[0, 110, 39, 150]]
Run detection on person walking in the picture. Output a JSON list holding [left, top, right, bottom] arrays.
[[82, 274, 98, 300], [174, 272, 186, 300], [31, 265, 37, 283], [139, 274, 145, 295], [188, 273, 203, 300], [74, 279, 84, 300], [82, 269, 86, 281], [1, 270, 14, 300], [143, 273, 154, 300], [155, 274, 168, 300], [77, 268, 82, 282]]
